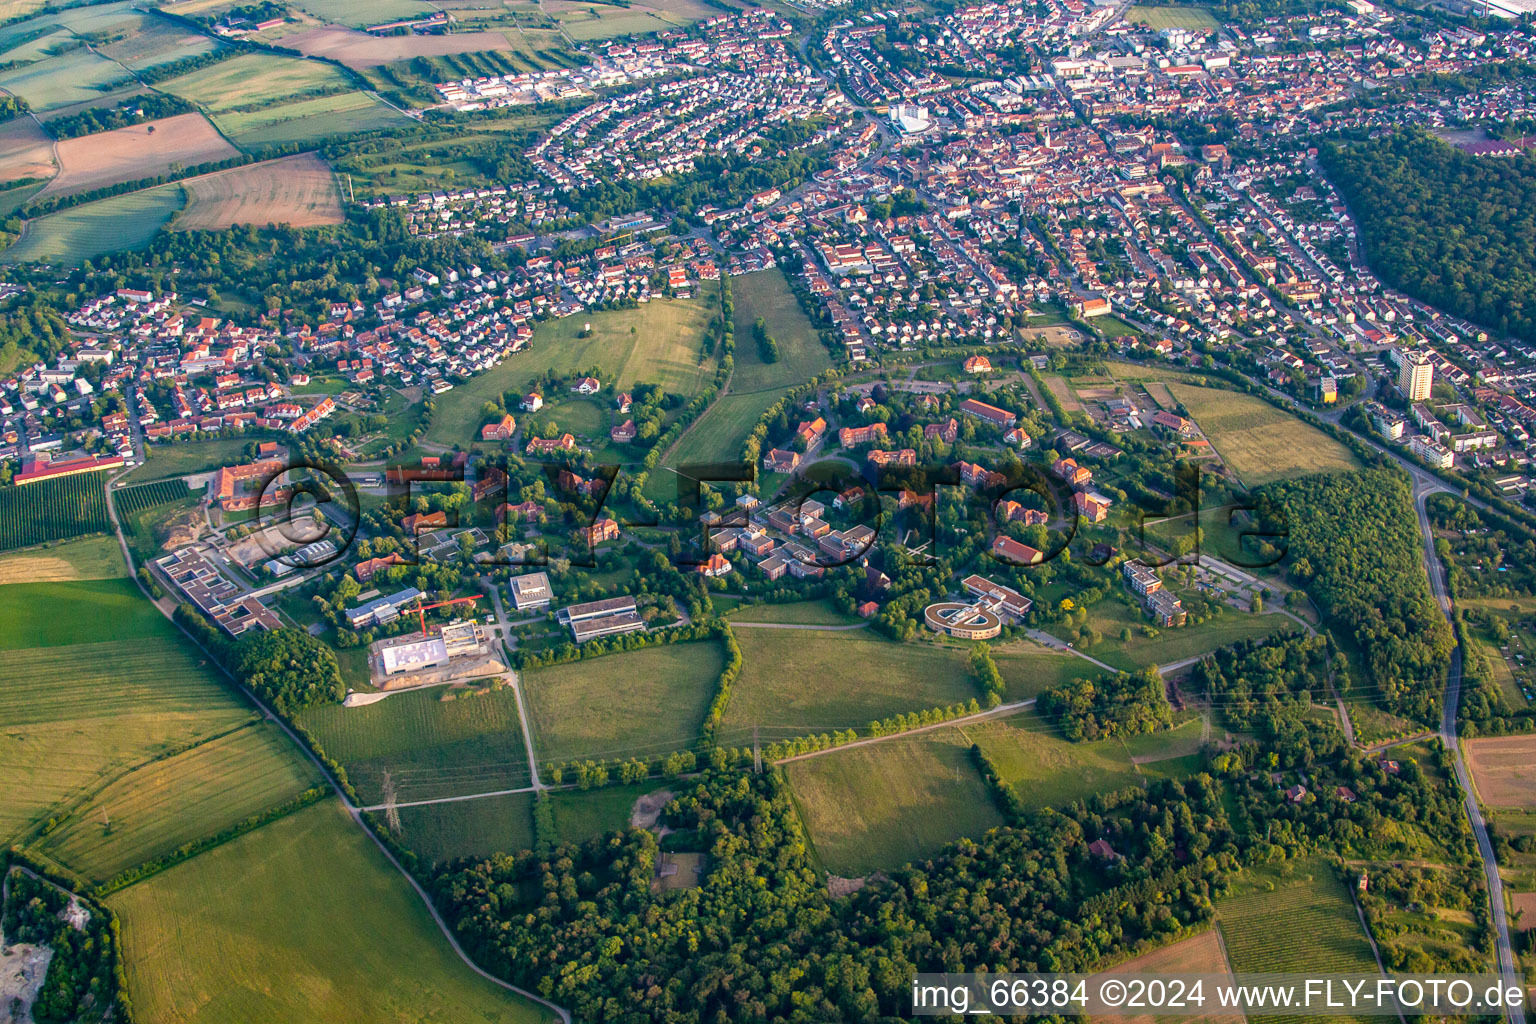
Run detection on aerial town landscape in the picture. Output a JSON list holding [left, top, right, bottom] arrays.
[[5, 0, 1536, 1017]]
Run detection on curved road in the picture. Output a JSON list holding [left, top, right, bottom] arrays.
[[101, 469, 573, 1024]]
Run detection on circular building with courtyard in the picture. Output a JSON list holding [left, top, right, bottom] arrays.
[[924, 601, 1002, 640]]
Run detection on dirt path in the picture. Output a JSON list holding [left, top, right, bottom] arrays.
[[775, 698, 1036, 766]]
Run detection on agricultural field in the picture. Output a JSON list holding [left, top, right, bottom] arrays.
[[32, 721, 321, 884], [1093, 929, 1242, 1024], [97, 13, 223, 70], [1465, 734, 1536, 808], [176, 153, 343, 230], [111, 799, 558, 1024], [38, 113, 238, 199], [784, 727, 1005, 875], [1126, 5, 1221, 31], [0, 48, 131, 113], [297, 686, 532, 805], [160, 52, 352, 113], [213, 90, 411, 148], [524, 641, 724, 764], [1215, 857, 1379, 1024], [3, 182, 184, 264], [397, 791, 535, 866], [112, 478, 193, 518], [0, 534, 127, 584], [0, 115, 54, 185], [1167, 383, 1361, 487], [0, 578, 165, 649], [294, 0, 436, 27], [0, 471, 110, 550], [274, 22, 517, 66], [426, 296, 716, 448], [719, 630, 977, 735], [543, 0, 721, 40], [0, 595, 260, 848]]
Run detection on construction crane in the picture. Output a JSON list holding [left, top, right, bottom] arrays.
[[412, 595, 482, 637]]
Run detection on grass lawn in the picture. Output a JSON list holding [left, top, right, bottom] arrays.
[[785, 726, 1004, 875], [968, 712, 1143, 807], [111, 799, 557, 1024], [725, 598, 862, 625], [658, 390, 778, 481], [296, 0, 435, 25], [398, 791, 535, 866], [548, 781, 663, 847], [720, 630, 977, 737], [1127, 4, 1221, 30], [127, 437, 275, 483], [1167, 383, 1361, 487], [991, 642, 1094, 701], [32, 722, 320, 884], [0, 578, 166, 650], [426, 297, 715, 449], [1075, 597, 1295, 672], [728, 269, 832, 394], [4, 184, 183, 264], [298, 686, 531, 805], [524, 640, 724, 764], [0, 535, 127, 584]]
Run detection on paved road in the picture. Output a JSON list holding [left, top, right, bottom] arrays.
[[728, 620, 869, 631], [1026, 629, 1120, 673], [1414, 479, 1522, 1018], [100, 472, 572, 1024], [488, 584, 545, 791], [776, 698, 1037, 765]]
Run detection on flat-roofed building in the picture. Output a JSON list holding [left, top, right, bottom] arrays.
[[380, 636, 450, 676], [558, 595, 637, 624], [509, 571, 553, 611], [569, 611, 646, 643]]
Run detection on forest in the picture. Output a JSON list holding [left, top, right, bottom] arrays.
[[1254, 469, 1453, 723], [1322, 131, 1536, 343]]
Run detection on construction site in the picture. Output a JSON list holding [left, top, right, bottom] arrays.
[[357, 594, 506, 694]]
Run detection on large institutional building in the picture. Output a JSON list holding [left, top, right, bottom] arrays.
[[1399, 353, 1433, 402]]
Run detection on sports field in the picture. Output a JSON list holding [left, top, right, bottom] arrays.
[[0, 534, 127, 583], [1167, 383, 1361, 487], [160, 52, 352, 113], [39, 113, 238, 199], [214, 90, 411, 148], [1466, 734, 1536, 808], [426, 296, 715, 447], [34, 722, 321, 883], [177, 153, 343, 229], [785, 727, 1005, 874], [1127, 5, 1221, 30], [111, 799, 558, 1024], [0, 628, 258, 847], [720, 631, 976, 734], [297, 686, 532, 805], [524, 640, 725, 764], [4, 183, 183, 264]]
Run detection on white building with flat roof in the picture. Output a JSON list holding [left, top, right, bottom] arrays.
[[509, 571, 552, 611]]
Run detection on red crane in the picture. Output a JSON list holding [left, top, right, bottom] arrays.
[[412, 594, 482, 637]]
